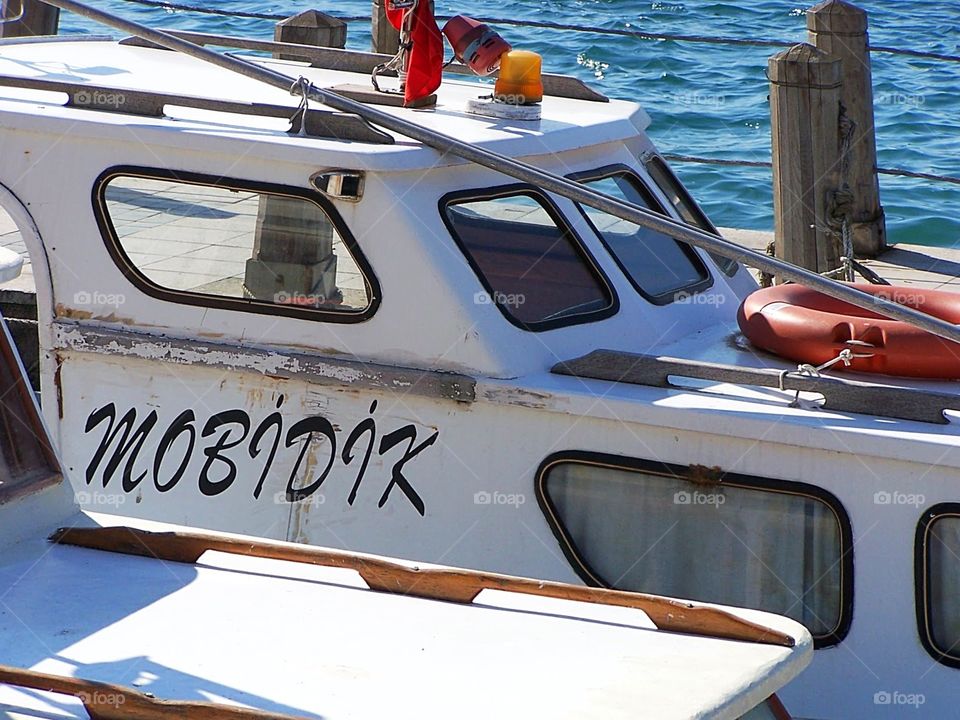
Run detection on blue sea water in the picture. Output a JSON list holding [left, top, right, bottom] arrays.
[[62, 1, 960, 247]]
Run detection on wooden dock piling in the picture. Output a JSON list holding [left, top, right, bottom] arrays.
[[0, 0, 59, 38], [243, 10, 347, 306], [768, 44, 843, 277], [371, 0, 400, 54], [274, 9, 346, 60], [807, 0, 886, 257]]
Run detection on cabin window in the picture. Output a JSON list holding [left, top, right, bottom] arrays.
[[537, 453, 852, 646], [95, 169, 378, 322], [441, 188, 617, 331], [0, 324, 60, 503], [643, 155, 740, 277], [916, 505, 960, 668], [570, 167, 712, 304]]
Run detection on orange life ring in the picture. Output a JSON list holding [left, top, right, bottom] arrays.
[[737, 283, 960, 379]]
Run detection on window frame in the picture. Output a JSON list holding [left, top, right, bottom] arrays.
[[439, 184, 619, 332], [567, 164, 714, 305], [92, 166, 382, 323], [642, 154, 740, 278], [915, 503, 960, 668], [535, 450, 854, 648]]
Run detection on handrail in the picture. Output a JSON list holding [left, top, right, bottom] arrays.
[[0, 664, 308, 719], [553, 350, 957, 425], [50, 525, 796, 647], [35, 0, 960, 347]]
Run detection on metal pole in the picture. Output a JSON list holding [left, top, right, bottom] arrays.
[[38, 0, 960, 346]]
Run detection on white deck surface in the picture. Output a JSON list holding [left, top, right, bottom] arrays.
[[0, 513, 811, 720], [720, 227, 960, 291]]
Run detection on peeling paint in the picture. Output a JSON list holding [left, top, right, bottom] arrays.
[[477, 384, 555, 410], [53, 322, 477, 404]]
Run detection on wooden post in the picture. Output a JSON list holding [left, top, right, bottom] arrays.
[[371, 0, 400, 54], [808, 0, 886, 257], [0, 0, 59, 38], [244, 11, 347, 305], [768, 44, 843, 277], [274, 9, 346, 60]]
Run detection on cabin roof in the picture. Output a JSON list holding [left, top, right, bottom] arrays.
[[0, 38, 647, 169], [0, 512, 810, 720]]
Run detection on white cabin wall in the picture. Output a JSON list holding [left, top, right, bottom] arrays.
[[0, 121, 506, 376], [0, 100, 749, 384]]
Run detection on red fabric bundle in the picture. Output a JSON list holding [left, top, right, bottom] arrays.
[[385, 2, 443, 105]]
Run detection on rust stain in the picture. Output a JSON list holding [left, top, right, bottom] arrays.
[[55, 304, 93, 321], [54, 305, 149, 326], [53, 355, 64, 420], [688, 464, 724, 487]]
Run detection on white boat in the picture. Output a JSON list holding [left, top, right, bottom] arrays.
[[0, 292, 809, 720], [0, 2, 954, 717]]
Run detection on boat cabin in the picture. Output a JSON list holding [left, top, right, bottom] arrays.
[[0, 31, 954, 719]]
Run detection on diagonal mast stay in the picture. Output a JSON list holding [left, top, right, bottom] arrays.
[[37, 0, 960, 347]]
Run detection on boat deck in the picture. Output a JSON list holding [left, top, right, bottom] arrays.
[[0, 514, 810, 720], [721, 227, 960, 291]]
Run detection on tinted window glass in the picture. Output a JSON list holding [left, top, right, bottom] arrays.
[[919, 510, 960, 665], [539, 458, 850, 643], [444, 192, 614, 329], [644, 156, 739, 276], [579, 173, 709, 301], [101, 175, 372, 314]]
